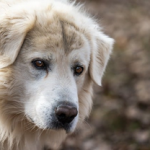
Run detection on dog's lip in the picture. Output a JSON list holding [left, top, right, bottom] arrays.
[[25, 113, 75, 133], [26, 118, 73, 133], [47, 121, 73, 133]]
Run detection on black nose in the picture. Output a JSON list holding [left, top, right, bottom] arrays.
[[55, 105, 78, 124]]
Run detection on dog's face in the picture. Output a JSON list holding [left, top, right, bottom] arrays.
[[14, 20, 91, 132], [0, 1, 114, 133]]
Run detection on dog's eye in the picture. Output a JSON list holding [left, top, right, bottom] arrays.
[[74, 66, 84, 76], [32, 59, 47, 70]]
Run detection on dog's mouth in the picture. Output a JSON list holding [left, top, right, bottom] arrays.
[[49, 121, 73, 133], [26, 102, 78, 133], [26, 114, 77, 133]]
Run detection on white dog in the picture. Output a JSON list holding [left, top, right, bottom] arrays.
[[0, 0, 114, 149]]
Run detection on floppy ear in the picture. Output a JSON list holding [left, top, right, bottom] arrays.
[[0, 13, 35, 69], [89, 32, 114, 86]]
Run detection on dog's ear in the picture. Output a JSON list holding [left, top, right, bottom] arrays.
[[0, 13, 35, 69], [89, 32, 114, 86]]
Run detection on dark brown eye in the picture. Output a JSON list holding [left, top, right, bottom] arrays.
[[74, 66, 84, 76], [32, 59, 47, 70], [35, 60, 44, 67]]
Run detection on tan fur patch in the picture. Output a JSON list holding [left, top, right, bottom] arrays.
[[23, 18, 84, 55]]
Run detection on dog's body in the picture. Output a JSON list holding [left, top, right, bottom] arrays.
[[0, 0, 114, 149]]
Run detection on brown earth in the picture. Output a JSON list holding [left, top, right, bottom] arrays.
[[61, 0, 150, 150]]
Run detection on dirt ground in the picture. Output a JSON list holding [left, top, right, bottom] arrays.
[[61, 0, 150, 150]]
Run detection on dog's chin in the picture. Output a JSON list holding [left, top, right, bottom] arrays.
[[30, 120, 75, 133], [49, 121, 76, 133]]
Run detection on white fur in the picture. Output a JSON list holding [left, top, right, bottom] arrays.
[[0, 0, 114, 149]]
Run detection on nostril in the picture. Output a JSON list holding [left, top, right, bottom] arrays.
[[58, 113, 66, 118], [55, 105, 78, 124]]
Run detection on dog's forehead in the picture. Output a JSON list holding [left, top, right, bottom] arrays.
[[25, 19, 84, 55]]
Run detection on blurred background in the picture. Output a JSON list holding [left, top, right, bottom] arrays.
[[61, 0, 150, 150]]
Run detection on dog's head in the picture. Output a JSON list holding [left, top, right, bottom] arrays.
[[0, 1, 114, 133]]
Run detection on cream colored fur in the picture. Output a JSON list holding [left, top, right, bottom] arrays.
[[0, 0, 114, 149]]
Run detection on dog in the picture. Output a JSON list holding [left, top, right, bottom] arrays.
[[0, 0, 114, 149]]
